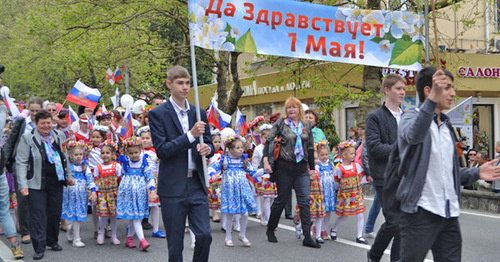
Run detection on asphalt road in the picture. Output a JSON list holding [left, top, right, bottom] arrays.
[[1, 197, 500, 261]]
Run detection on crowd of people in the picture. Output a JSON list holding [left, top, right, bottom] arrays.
[[1, 65, 500, 262]]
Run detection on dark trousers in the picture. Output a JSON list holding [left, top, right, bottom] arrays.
[[14, 174, 30, 237], [267, 161, 311, 237], [27, 181, 63, 253], [284, 193, 292, 217], [160, 176, 212, 262], [369, 185, 400, 262], [400, 208, 461, 262]]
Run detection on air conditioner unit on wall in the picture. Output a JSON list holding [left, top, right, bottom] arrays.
[[491, 39, 500, 52]]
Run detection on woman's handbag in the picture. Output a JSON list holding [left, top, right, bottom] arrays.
[[273, 136, 281, 160]]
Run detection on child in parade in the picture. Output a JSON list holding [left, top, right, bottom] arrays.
[[331, 145, 342, 166], [75, 114, 91, 144], [88, 126, 107, 236], [208, 134, 264, 247], [208, 129, 223, 223], [330, 140, 371, 244], [61, 141, 97, 248], [315, 140, 337, 241], [137, 126, 165, 238], [117, 136, 158, 251], [95, 111, 117, 141], [91, 140, 122, 245], [251, 124, 277, 227], [295, 150, 326, 243]]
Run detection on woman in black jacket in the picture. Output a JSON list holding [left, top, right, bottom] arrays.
[[263, 97, 319, 248]]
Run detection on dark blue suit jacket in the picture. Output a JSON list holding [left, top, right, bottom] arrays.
[[149, 100, 214, 197]]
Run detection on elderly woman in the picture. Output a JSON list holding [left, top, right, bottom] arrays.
[[17, 110, 74, 260], [263, 97, 320, 248]]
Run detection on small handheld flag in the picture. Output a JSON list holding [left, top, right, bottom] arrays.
[[113, 66, 122, 83], [66, 80, 101, 109], [120, 106, 134, 140], [234, 109, 249, 136], [106, 68, 115, 86]]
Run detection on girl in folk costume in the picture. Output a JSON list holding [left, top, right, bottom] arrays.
[[251, 124, 277, 227], [74, 114, 91, 144], [88, 126, 107, 236], [95, 111, 117, 142], [117, 137, 158, 251], [294, 149, 326, 243], [61, 141, 96, 248], [208, 135, 264, 248], [315, 140, 337, 242], [247, 115, 265, 146], [137, 126, 165, 238], [207, 129, 223, 223], [91, 140, 122, 245], [330, 140, 371, 244]]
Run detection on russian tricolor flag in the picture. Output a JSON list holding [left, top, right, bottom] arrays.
[[207, 98, 231, 130], [66, 80, 101, 109], [120, 106, 134, 139], [234, 108, 248, 136], [113, 66, 122, 83], [65, 105, 79, 126]]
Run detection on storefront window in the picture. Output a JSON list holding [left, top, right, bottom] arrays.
[[255, 104, 273, 119], [473, 104, 494, 158], [345, 107, 359, 139]]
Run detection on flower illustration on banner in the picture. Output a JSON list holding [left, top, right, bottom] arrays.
[[189, 0, 257, 53], [336, 8, 424, 67]]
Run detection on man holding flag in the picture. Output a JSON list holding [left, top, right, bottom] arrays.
[[149, 65, 214, 262]]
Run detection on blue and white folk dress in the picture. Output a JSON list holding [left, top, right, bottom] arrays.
[[62, 162, 96, 221], [316, 161, 337, 212], [116, 155, 155, 220], [209, 155, 264, 214]]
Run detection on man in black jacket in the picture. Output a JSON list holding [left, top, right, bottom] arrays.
[[365, 74, 406, 262]]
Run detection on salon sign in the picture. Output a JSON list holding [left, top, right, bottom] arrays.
[[457, 66, 500, 78]]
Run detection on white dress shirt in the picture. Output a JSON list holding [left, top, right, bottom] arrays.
[[169, 97, 196, 172], [417, 115, 459, 218]]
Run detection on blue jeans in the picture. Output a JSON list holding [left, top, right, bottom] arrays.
[[365, 182, 381, 233], [0, 174, 17, 239]]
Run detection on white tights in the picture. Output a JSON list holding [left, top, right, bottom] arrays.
[[322, 212, 331, 232], [260, 197, 273, 224], [98, 216, 117, 237], [127, 219, 144, 240], [150, 206, 160, 232], [72, 221, 81, 240], [255, 195, 262, 217], [224, 213, 248, 241], [332, 213, 365, 238]]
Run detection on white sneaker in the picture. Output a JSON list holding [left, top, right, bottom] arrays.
[[365, 232, 376, 239], [72, 238, 85, 248], [66, 224, 73, 242]]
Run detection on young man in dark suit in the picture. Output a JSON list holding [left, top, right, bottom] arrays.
[[149, 65, 214, 262]]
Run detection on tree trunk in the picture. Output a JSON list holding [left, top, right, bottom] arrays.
[[216, 51, 230, 108], [223, 52, 242, 115], [358, 66, 382, 123]]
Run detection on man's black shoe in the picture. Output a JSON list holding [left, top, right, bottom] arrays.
[[33, 252, 44, 260], [49, 243, 63, 251], [142, 221, 153, 230], [302, 237, 321, 249], [285, 215, 293, 220], [266, 229, 278, 243]]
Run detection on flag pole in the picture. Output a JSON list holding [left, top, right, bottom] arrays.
[[57, 100, 67, 115], [189, 39, 209, 186]]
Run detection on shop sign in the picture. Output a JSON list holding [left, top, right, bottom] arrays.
[[381, 68, 418, 85], [242, 80, 311, 97], [457, 66, 500, 78]]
